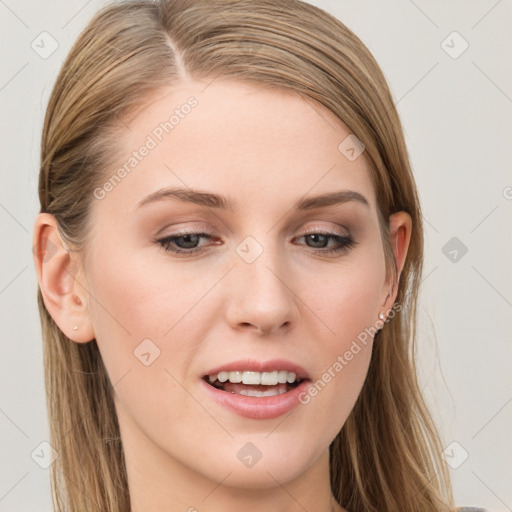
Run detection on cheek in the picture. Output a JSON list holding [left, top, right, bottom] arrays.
[[295, 252, 385, 435], [88, 231, 225, 327], [84, 239, 166, 385], [301, 249, 386, 346], [84, 246, 209, 443], [84, 236, 227, 388]]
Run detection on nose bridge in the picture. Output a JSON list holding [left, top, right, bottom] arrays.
[[227, 234, 298, 333]]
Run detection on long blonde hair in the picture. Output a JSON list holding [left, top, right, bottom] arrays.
[[37, 1, 455, 510]]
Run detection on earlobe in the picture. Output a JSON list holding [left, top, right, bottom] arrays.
[[32, 213, 95, 343]]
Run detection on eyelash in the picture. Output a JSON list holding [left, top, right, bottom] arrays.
[[156, 228, 357, 256]]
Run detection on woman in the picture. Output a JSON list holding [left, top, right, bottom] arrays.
[[32, 0, 485, 511]]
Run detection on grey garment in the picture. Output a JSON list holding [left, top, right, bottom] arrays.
[[457, 508, 489, 512]]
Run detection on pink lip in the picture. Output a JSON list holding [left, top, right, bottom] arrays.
[[200, 378, 310, 420], [201, 359, 311, 420], [204, 359, 310, 379]]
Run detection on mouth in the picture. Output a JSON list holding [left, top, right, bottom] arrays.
[[203, 370, 305, 397], [201, 360, 311, 419]]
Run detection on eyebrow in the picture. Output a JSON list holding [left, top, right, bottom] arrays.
[[136, 187, 370, 212]]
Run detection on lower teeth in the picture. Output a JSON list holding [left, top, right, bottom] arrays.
[[236, 387, 288, 397], [210, 380, 292, 396]]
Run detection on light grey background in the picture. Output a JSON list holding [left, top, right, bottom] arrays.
[[1, 1, 511, 511]]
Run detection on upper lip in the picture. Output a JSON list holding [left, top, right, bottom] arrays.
[[204, 359, 310, 380]]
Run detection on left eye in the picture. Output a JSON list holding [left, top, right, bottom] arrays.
[[295, 232, 356, 254], [156, 230, 357, 256]]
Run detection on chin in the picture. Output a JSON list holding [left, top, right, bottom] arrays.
[[184, 435, 324, 489]]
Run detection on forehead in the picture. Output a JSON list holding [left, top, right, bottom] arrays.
[[94, 79, 377, 216]]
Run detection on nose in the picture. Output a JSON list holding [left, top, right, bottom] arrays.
[[225, 244, 299, 336]]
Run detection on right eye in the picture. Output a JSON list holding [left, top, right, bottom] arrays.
[[156, 229, 219, 255]]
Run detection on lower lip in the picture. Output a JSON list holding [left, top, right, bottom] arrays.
[[200, 379, 311, 420]]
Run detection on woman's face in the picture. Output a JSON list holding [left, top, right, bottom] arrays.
[[76, 80, 403, 491]]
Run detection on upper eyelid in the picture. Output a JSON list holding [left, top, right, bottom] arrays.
[[295, 225, 349, 236], [158, 221, 351, 236]]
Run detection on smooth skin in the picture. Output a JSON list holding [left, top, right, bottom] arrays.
[[33, 79, 411, 512]]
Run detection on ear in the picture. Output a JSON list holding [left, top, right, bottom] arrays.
[[32, 213, 95, 343], [380, 211, 412, 315]]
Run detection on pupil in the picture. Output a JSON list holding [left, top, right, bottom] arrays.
[[178, 234, 199, 248], [308, 234, 327, 248]]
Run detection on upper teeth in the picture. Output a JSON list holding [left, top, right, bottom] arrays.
[[209, 370, 298, 386]]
